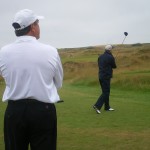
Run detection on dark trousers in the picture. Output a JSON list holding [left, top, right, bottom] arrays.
[[95, 78, 111, 110], [4, 99, 57, 150]]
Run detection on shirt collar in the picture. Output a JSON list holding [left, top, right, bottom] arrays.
[[105, 50, 112, 55], [15, 36, 37, 43]]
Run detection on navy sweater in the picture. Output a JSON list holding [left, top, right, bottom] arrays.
[[98, 51, 117, 79]]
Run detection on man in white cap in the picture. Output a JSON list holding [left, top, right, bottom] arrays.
[[0, 9, 63, 150], [93, 44, 116, 114]]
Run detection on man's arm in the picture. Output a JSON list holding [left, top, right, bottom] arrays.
[[111, 56, 117, 69], [53, 52, 63, 89]]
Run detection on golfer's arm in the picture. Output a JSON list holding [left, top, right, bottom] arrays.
[[53, 55, 63, 89], [111, 57, 117, 68]]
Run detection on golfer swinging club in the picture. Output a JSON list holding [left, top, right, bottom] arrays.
[[93, 44, 117, 114], [0, 9, 63, 150]]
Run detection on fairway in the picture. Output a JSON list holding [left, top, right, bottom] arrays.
[[56, 84, 150, 150], [0, 83, 150, 150]]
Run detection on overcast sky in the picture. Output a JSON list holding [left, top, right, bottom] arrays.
[[0, 0, 150, 48]]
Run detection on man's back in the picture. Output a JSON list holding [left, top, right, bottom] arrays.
[[0, 36, 63, 103], [98, 51, 116, 79]]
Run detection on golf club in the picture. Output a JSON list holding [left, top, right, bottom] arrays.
[[115, 32, 128, 58], [57, 100, 64, 103], [122, 32, 128, 44]]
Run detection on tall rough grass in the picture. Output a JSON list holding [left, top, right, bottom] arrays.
[[60, 43, 150, 90]]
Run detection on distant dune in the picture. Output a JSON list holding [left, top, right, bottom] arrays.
[[59, 43, 150, 90]]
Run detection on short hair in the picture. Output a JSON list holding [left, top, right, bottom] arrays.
[[12, 23, 31, 36]]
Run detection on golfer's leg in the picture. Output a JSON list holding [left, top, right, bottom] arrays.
[[29, 103, 57, 150], [4, 103, 29, 150], [103, 79, 110, 110], [95, 94, 103, 109], [95, 80, 104, 109]]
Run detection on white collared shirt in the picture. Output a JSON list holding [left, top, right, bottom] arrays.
[[0, 36, 63, 103]]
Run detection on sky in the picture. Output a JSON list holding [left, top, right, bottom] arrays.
[[0, 0, 150, 48]]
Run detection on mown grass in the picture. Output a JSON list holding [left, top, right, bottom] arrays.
[[0, 43, 150, 150], [56, 84, 150, 150], [0, 82, 150, 150]]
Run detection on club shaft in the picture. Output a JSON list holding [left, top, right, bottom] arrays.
[[115, 35, 127, 58], [122, 36, 127, 44]]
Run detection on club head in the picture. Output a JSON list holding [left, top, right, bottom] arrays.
[[57, 100, 64, 103], [124, 32, 128, 36]]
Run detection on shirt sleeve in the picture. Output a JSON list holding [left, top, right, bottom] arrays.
[[53, 52, 63, 89], [111, 56, 117, 69]]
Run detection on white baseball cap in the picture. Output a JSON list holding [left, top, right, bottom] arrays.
[[105, 44, 114, 50], [12, 9, 44, 30]]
